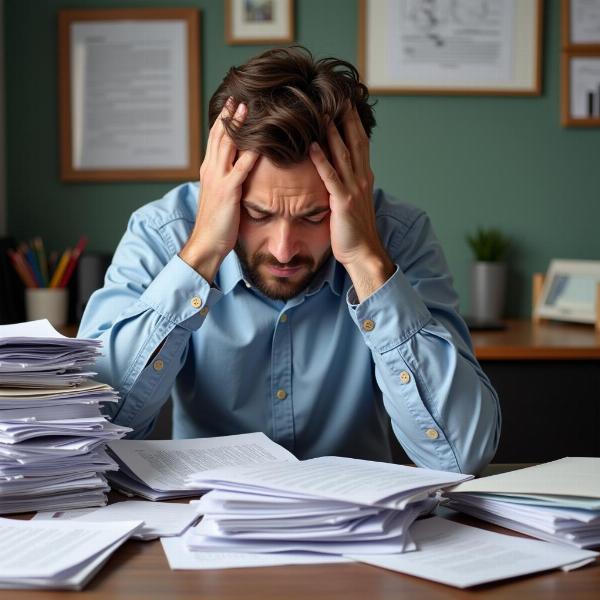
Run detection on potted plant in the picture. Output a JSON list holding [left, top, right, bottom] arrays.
[[466, 228, 510, 323]]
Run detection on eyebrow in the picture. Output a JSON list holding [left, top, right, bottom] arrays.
[[243, 201, 330, 218]]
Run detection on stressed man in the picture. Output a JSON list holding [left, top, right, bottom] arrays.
[[79, 47, 500, 474]]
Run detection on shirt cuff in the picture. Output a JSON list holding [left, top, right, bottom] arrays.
[[347, 265, 431, 354], [140, 254, 222, 331]]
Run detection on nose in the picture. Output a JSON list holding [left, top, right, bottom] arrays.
[[268, 221, 299, 264]]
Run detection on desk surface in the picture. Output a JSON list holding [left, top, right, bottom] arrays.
[[470, 319, 600, 360], [2, 466, 598, 600], [2, 512, 597, 600]]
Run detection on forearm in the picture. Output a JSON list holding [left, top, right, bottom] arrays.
[[349, 267, 500, 474], [79, 254, 220, 435]]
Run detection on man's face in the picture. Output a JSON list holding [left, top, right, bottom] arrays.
[[236, 155, 332, 301]]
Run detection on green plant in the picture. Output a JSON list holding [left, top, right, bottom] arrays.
[[466, 228, 510, 262]]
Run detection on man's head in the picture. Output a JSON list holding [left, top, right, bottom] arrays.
[[208, 47, 376, 300]]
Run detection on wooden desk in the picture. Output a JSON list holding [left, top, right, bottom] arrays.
[[468, 320, 600, 463], [2, 507, 597, 599], [471, 319, 600, 361]]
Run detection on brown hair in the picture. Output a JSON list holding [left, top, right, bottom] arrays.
[[208, 46, 376, 166]]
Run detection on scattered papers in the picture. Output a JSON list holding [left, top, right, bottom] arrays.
[[350, 516, 598, 588], [34, 500, 201, 540], [107, 432, 298, 500], [161, 536, 351, 570], [0, 320, 130, 514], [446, 458, 600, 548], [184, 456, 471, 555], [0, 517, 142, 590]]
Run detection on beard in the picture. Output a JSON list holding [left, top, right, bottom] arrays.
[[235, 242, 332, 301]]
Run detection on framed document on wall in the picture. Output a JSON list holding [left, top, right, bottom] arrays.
[[58, 9, 201, 182], [358, 0, 543, 95], [561, 0, 600, 126]]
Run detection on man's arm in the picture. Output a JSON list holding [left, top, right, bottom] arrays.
[[309, 106, 500, 474], [78, 100, 257, 438], [347, 205, 501, 474]]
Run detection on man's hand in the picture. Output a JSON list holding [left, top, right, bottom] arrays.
[[179, 99, 259, 283], [309, 106, 394, 302]]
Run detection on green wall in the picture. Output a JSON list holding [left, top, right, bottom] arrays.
[[4, 0, 599, 317]]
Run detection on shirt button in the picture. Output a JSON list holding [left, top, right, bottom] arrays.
[[425, 428, 439, 440], [276, 389, 287, 400], [199, 306, 209, 317], [362, 319, 375, 332], [399, 371, 411, 384], [153, 359, 164, 372], [191, 296, 202, 309], [279, 314, 288, 323]]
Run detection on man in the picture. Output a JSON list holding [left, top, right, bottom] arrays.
[[79, 47, 500, 474]]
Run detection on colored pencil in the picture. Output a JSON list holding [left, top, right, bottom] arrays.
[[16, 243, 41, 288], [58, 235, 88, 288], [33, 237, 49, 287], [49, 248, 72, 288], [7, 249, 37, 288]]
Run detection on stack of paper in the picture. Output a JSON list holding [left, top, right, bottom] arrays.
[[184, 456, 472, 555], [0, 516, 142, 590], [445, 457, 600, 548], [34, 500, 201, 540], [106, 432, 298, 500], [0, 320, 130, 514]]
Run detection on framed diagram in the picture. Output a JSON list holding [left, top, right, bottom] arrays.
[[561, 50, 600, 125], [358, 0, 543, 95], [562, 0, 600, 48], [225, 0, 295, 45], [58, 8, 201, 182]]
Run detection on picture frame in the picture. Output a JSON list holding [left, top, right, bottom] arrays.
[[535, 259, 600, 325], [358, 0, 543, 95], [58, 8, 201, 182], [225, 0, 295, 45], [561, 50, 600, 126], [562, 0, 600, 49]]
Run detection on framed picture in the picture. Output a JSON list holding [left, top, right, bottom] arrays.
[[58, 8, 201, 182], [562, 0, 600, 48], [225, 0, 295, 45], [535, 259, 600, 325], [358, 0, 543, 95], [561, 51, 600, 126]]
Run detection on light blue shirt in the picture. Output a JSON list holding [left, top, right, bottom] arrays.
[[79, 183, 500, 474]]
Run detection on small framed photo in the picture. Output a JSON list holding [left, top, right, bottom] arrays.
[[562, 0, 600, 48], [561, 51, 600, 126], [358, 0, 543, 95], [58, 8, 201, 182], [225, 0, 294, 45], [535, 259, 600, 325]]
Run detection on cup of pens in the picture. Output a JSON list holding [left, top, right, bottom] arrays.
[[7, 236, 87, 328]]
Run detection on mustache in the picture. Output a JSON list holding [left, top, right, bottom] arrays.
[[254, 253, 314, 269]]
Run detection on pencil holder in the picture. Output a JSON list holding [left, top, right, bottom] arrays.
[[25, 288, 69, 327]]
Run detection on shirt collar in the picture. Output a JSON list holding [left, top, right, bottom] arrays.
[[215, 251, 344, 298]]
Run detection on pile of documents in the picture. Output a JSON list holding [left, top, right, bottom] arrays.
[[445, 457, 600, 548], [0, 319, 130, 514], [183, 456, 472, 555], [107, 431, 299, 500], [0, 516, 142, 590], [34, 500, 201, 540]]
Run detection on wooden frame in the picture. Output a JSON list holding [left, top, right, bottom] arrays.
[[225, 0, 294, 45], [561, 50, 600, 126], [58, 9, 201, 182], [561, 1, 600, 126], [562, 0, 600, 49], [532, 261, 600, 329], [358, 0, 543, 96]]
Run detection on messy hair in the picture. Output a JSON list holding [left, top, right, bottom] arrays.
[[208, 46, 376, 166]]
